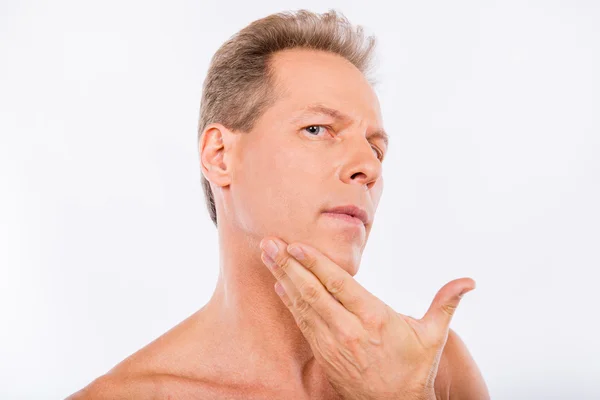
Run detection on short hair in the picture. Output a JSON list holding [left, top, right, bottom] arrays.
[[197, 9, 378, 228]]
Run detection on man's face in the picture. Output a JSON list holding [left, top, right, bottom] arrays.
[[229, 48, 386, 276]]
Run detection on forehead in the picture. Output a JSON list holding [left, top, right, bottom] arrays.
[[269, 48, 383, 126]]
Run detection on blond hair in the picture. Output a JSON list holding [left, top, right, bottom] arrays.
[[197, 9, 378, 227]]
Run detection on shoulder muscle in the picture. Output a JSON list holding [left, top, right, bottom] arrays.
[[435, 329, 490, 400], [65, 374, 159, 400]]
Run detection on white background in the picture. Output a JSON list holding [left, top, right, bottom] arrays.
[[1, 1, 599, 398]]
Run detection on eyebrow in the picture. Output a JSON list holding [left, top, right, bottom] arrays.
[[291, 104, 389, 148]]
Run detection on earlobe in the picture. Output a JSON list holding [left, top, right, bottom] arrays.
[[200, 124, 231, 187]]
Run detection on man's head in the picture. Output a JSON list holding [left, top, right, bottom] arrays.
[[198, 9, 387, 274]]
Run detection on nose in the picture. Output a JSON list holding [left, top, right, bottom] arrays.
[[340, 136, 383, 190]]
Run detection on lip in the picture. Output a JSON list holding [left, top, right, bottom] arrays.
[[322, 205, 370, 225], [323, 212, 365, 227]]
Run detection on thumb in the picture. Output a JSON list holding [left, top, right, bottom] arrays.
[[422, 277, 476, 337]]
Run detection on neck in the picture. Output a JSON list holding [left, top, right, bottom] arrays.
[[198, 216, 325, 392]]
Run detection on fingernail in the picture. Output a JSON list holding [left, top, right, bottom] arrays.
[[263, 240, 278, 259], [287, 245, 304, 260], [275, 281, 286, 296], [261, 252, 277, 270]]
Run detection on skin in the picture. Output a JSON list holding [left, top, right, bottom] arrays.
[[66, 48, 489, 399]]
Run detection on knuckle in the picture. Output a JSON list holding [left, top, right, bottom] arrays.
[[339, 328, 361, 347], [441, 303, 457, 317], [294, 296, 311, 315], [326, 276, 346, 295], [273, 269, 286, 280], [361, 311, 385, 330], [303, 256, 318, 271], [279, 255, 293, 272], [297, 317, 311, 334], [300, 282, 321, 305]]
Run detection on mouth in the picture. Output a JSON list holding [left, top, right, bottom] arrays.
[[322, 212, 365, 226], [322, 204, 370, 226]]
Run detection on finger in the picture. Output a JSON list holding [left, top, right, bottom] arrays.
[[285, 241, 382, 323], [260, 251, 330, 338], [272, 279, 330, 341], [422, 277, 476, 339], [261, 238, 356, 331]]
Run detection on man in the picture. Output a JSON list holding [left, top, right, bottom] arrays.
[[67, 9, 489, 399]]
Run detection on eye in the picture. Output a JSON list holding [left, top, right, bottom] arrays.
[[303, 125, 384, 161], [302, 125, 330, 137], [372, 146, 384, 161]]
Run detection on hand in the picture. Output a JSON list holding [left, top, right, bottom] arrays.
[[259, 236, 476, 400]]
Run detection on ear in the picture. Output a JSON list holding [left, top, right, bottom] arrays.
[[199, 123, 233, 188]]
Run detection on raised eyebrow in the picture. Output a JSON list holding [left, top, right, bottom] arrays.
[[292, 104, 389, 147], [290, 105, 351, 126], [367, 130, 389, 148]]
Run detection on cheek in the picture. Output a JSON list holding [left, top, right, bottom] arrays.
[[371, 176, 384, 208], [232, 131, 332, 232], [231, 146, 310, 229]]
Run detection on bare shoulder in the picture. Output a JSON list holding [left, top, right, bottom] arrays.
[[64, 373, 161, 400], [64, 312, 222, 399], [64, 348, 169, 399], [64, 373, 220, 400], [65, 372, 276, 400], [434, 329, 490, 400]]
